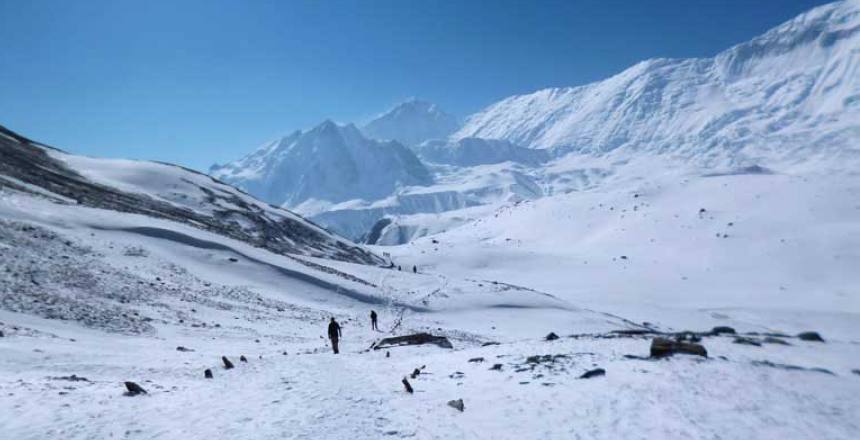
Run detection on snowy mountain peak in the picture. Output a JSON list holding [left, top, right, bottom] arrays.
[[211, 120, 432, 211], [362, 98, 460, 146]]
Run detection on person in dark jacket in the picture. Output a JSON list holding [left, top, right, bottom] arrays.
[[412, 265, 417, 273], [370, 310, 378, 331], [327, 318, 342, 354]]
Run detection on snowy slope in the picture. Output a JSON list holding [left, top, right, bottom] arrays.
[[362, 99, 461, 147], [455, 0, 860, 167], [0, 124, 381, 265], [210, 120, 432, 211]]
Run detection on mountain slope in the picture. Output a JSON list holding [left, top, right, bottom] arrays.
[[362, 99, 460, 146], [210, 121, 432, 213], [0, 124, 381, 265], [455, 0, 860, 167]]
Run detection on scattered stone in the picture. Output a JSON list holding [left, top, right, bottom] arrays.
[[751, 360, 834, 375], [52, 374, 89, 382], [650, 337, 707, 358], [0, 330, 4, 337], [204, 369, 213, 379], [851, 369, 860, 376], [481, 341, 500, 347], [176, 346, 194, 352], [545, 332, 559, 341], [402, 377, 414, 394], [222, 356, 234, 369], [124, 381, 147, 396], [579, 368, 606, 379], [489, 363, 503, 371], [240, 355, 248, 363], [228, 257, 238, 262], [797, 331, 824, 342], [733, 337, 762, 347], [386, 351, 390, 358], [468, 357, 484, 363], [612, 329, 654, 336], [373, 333, 453, 350], [447, 398, 465, 412], [763, 336, 791, 346], [711, 326, 736, 335]]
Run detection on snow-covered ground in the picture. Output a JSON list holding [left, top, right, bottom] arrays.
[[2, 156, 860, 438]]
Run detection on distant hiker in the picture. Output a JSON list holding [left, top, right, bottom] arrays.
[[398, 265, 401, 271], [412, 265, 417, 274], [328, 317, 342, 354], [370, 310, 379, 331]]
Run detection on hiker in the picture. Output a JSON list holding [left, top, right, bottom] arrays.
[[328, 317, 342, 354], [412, 265, 417, 274], [370, 310, 378, 331], [398, 265, 401, 271]]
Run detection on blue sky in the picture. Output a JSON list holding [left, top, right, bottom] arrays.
[[0, 0, 833, 170]]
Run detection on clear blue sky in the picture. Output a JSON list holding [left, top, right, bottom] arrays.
[[0, 0, 833, 170]]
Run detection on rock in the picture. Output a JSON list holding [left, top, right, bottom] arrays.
[[0, 330, 4, 337], [372, 333, 453, 350], [650, 337, 707, 358], [733, 337, 762, 347], [797, 331, 824, 342], [763, 336, 791, 345], [176, 346, 194, 352], [852, 369, 860, 376], [481, 341, 501, 347], [468, 357, 484, 363], [402, 377, 414, 394], [545, 332, 559, 341], [222, 356, 234, 369], [447, 398, 465, 412], [386, 351, 390, 358], [490, 363, 503, 371], [411, 368, 421, 379], [204, 369, 213, 379], [124, 381, 147, 396], [228, 257, 238, 262], [240, 355, 248, 363], [711, 326, 736, 335], [579, 368, 606, 379]]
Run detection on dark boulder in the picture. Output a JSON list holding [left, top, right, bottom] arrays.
[[124, 381, 147, 396], [447, 398, 465, 412], [489, 363, 503, 371], [240, 355, 248, 363], [176, 346, 194, 352], [650, 337, 707, 358], [372, 333, 453, 350], [579, 368, 606, 379], [852, 369, 860, 376], [711, 326, 736, 335], [468, 357, 484, 363], [733, 337, 762, 347], [204, 369, 213, 379], [545, 332, 560, 341], [763, 336, 791, 345], [797, 331, 824, 342], [222, 356, 234, 369]]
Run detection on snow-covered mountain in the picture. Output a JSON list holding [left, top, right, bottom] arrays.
[[0, 124, 381, 265], [362, 99, 460, 147], [455, 0, 860, 167], [210, 120, 432, 213]]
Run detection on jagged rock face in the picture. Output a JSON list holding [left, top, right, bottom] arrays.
[[0, 124, 382, 265], [362, 99, 460, 147], [455, 0, 860, 166], [211, 121, 432, 211]]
